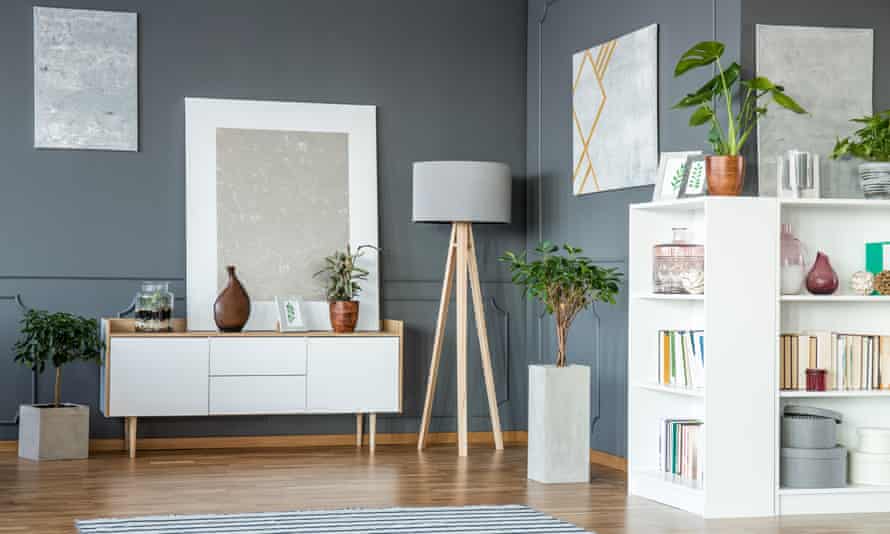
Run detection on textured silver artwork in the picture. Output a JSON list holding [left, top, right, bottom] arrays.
[[572, 24, 658, 195], [216, 128, 349, 301], [33, 7, 138, 151], [756, 25, 873, 196]]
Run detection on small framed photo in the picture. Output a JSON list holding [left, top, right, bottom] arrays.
[[654, 151, 703, 201], [678, 155, 708, 198], [275, 297, 308, 332]]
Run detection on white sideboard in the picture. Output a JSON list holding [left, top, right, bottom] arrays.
[[100, 318, 403, 457]]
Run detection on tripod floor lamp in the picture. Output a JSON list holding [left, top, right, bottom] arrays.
[[413, 161, 511, 457]]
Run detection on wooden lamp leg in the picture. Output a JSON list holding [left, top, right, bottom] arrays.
[[418, 224, 458, 450], [455, 223, 469, 457], [126, 416, 137, 459], [356, 413, 363, 448], [467, 228, 504, 450]]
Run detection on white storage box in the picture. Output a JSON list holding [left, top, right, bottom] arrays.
[[858, 427, 890, 454], [850, 450, 890, 486]]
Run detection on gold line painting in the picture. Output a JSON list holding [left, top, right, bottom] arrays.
[[572, 24, 658, 195]]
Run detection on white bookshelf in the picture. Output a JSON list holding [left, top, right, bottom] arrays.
[[628, 197, 779, 518], [776, 198, 890, 516]]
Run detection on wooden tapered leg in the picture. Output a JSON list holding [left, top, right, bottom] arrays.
[[356, 414, 363, 448], [369, 413, 377, 452], [123, 418, 129, 453], [126, 417, 137, 459], [455, 223, 469, 457], [467, 228, 504, 450], [418, 225, 458, 450]]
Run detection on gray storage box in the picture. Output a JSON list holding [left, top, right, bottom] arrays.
[[781, 446, 847, 488], [782, 405, 842, 449]]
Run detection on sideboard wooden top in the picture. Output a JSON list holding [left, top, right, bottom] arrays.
[[103, 318, 403, 338]]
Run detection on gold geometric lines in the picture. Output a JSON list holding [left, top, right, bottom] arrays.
[[572, 38, 617, 194]]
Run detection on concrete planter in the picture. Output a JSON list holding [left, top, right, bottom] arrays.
[[528, 364, 590, 483], [18, 404, 89, 461]]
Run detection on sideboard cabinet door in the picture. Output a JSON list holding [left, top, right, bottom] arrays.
[[306, 338, 400, 413], [108, 338, 209, 417]]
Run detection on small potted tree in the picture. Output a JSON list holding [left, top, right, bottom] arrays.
[[314, 244, 378, 333], [673, 41, 806, 195], [831, 110, 890, 199], [501, 242, 622, 483], [14, 309, 102, 461]]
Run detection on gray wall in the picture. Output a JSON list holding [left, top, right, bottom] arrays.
[[526, 0, 741, 458], [0, 0, 528, 440]]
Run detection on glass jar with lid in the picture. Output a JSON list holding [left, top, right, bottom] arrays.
[[652, 228, 705, 294], [134, 281, 174, 332]]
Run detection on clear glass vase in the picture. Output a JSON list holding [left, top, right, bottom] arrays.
[[653, 228, 704, 294], [134, 281, 174, 332], [780, 224, 806, 295]]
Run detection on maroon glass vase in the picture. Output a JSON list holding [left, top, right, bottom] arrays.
[[805, 252, 839, 295]]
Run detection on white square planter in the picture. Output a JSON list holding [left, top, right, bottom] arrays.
[[18, 404, 89, 461], [528, 364, 590, 483]]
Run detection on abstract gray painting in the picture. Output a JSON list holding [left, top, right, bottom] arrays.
[[572, 24, 658, 195], [756, 25, 873, 196], [33, 7, 138, 151], [216, 128, 349, 301]]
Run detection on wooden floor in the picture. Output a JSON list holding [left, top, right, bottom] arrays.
[[1, 445, 889, 533]]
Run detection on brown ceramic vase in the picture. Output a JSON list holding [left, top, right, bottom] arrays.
[[214, 265, 251, 332], [705, 155, 745, 196], [329, 301, 359, 333]]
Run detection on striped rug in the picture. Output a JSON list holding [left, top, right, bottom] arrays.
[[76, 504, 591, 533]]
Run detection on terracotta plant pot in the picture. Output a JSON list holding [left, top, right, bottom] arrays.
[[214, 265, 251, 332], [329, 301, 359, 333], [705, 155, 745, 196]]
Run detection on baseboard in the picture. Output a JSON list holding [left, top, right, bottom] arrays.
[[1, 432, 627, 472], [589, 448, 627, 472]]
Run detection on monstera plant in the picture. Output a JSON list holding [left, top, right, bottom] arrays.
[[673, 41, 806, 195]]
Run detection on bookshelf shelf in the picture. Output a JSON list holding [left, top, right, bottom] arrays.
[[780, 294, 890, 303], [634, 293, 705, 301], [629, 198, 777, 519], [777, 486, 890, 516], [779, 390, 890, 398], [778, 484, 890, 496], [635, 383, 705, 398], [780, 198, 890, 209]]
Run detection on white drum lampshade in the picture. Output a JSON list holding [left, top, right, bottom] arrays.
[[412, 161, 511, 224]]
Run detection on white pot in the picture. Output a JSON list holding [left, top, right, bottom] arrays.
[[859, 162, 890, 199], [527, 364, 590, 483], [18, 404, 89, 461]]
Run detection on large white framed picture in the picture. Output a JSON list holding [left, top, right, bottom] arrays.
[[185, 98, 379, 331]]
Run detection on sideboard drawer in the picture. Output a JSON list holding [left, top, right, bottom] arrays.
[[209, 376, 306, 414], [209, 338, 307, 376], [306, 337, 400, 412]]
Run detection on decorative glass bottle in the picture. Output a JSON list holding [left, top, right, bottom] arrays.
[[806, 252, 839, 295], [134, 281, 174, 332], [780, 224, 806, 295], [653, 227, 705, 294]]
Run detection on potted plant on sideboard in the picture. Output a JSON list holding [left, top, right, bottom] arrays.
[[673, 41, 807, 195], [831, 110, 890, 199], [14, 309, 103, 461], [501, 242, 622, 483], [315, 244, 379, 333]]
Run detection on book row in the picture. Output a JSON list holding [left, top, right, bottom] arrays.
[[657, 330, 705, 389], [658, 419, 704, 482], [779, 332, 890, 390]]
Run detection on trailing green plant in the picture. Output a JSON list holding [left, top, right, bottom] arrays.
[[314, 244, 379, 302], [831, 110, 890, 162], [13, 309, 103, 408], [673, 41, 807, 156], [500, 242, 622, 368]]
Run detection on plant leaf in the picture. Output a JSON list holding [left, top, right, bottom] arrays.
[[771, 90, 807, 114], [689, 105, 714, 127], [674, 41, 725, 76]]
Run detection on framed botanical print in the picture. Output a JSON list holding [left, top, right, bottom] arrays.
[[653, 151, 702, 200], [678, 155, 708, 198]]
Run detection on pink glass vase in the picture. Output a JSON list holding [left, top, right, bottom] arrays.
[[780, 224, 806, 295], [806, 252, 839, 295]]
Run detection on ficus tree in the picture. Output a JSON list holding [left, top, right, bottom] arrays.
[[13, 309, 103, 408], [314, 244, 379, 302], [501, 242, 622, 368], [673, 41, 807, 156]]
